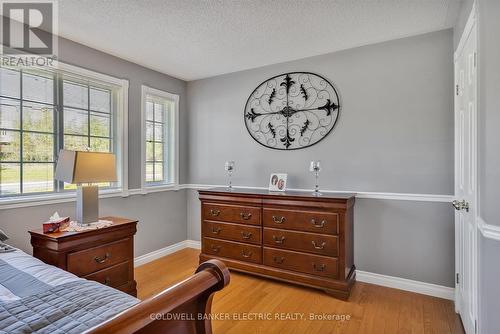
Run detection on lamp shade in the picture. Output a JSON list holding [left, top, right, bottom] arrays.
[[55, 150, 117, 184]]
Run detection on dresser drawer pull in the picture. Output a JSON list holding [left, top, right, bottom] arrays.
[[311, 219, 326, 228], [240, 212, 252, 220], [273, 256, 285, 264], [241, 250, 252, 258], [272, 235, 286, 244], [210, 209, 220, 217], [94, 253, 111, 264], [311, 241, 326, 250], [241, 231, 252, 239], [104, 277, 111, 285], [210, 245, 221, 253], [272, 216, 285, 224], [211, 227, 222, 234], [312, 263, 326, 272]]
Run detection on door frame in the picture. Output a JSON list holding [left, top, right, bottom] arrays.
[[453, 1, 478, 331]]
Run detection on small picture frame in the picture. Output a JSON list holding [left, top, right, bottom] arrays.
[[269, 173, 287, 192]]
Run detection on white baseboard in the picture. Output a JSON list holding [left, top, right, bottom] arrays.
[[186, 240, 201, 249], [134, 240, 201, 267], [134, 240, 454, 300], [356, 270, 455, 300], [134, 240, 191, 267]]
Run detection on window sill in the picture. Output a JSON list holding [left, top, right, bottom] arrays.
[[0, 184, 185, 210], [0, 188, 126, 210], [138, 183, 181, 195]]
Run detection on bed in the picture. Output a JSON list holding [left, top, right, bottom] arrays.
[[0, 248, 229, 334]]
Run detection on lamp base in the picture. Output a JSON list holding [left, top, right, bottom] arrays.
[[76, 185, 99, 225]]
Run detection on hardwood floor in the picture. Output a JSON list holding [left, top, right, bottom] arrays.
[[135, 248, 464, 334]]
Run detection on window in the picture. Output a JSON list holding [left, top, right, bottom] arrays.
[[0, 64, 127, 199], [0, 69, 55, 195], [141, 86, 178, 189], [63, 80, 112, 152]]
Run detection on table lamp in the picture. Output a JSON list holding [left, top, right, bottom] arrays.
[[55, 150, 117, 226]]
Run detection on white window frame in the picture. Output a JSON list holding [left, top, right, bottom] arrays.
[[140, 85, 179, 193], [0, 60, 129, 208]]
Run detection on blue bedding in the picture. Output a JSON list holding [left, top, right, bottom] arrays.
[[0, 250, 139, 333]]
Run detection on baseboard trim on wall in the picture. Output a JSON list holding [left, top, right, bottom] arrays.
[[134, 240, 191, 267], [134, 240, 201, 267], [186, 240, 202, 249], [356, 270, 455, 300], [183, 183, 453, 203], [134, 240, 454, 300], [478, 216, 500, 241]]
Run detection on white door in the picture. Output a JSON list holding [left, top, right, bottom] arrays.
[[454, 10, 477, 334]]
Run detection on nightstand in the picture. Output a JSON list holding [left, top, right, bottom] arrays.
[[29, 216, 138, 297]]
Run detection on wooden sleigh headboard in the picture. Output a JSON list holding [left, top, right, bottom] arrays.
[[84, 259, 230, 334]]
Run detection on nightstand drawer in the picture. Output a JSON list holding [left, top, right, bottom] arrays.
[[67, 238, 131, 276], [84, 261, 130, 288]]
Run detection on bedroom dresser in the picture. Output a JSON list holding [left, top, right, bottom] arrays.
[[199, 188, 355, 299]]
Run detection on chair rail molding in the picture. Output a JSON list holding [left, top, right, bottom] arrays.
[[182, 184, 453, 203], [0, 183, 453, 210], [478, 217, 500, 241]]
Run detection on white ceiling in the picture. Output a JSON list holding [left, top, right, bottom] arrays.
[[58, 0, 462, 81]]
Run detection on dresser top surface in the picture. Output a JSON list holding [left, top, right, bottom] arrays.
[[198, 187, 356, 200]]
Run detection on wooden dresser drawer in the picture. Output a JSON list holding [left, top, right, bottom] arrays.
[[263, 227, 338, 256], [199, 189, 355, 299], [203, 221, 261, 245], [263, 247, 338, 279], [67, 238, 132, 276], [84, 261, 130, 288], [203, 237, 262, 264], [202, 203, 261, 226], [263, 208, 339, 234]]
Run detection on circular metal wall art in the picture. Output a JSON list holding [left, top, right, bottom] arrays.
[[244, 72, 340, 150]]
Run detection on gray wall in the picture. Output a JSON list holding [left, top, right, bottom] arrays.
[[354, 199, 454, 286], [477, 0, 500, 227], [1, 190, 186, 256], [473, 0, 500, 332], [454, 0, 475, 48], [186, 30, 455, 287], [479, 237, 500, 334], [187, 30, 454, 195], [0, 36, 189, 256]]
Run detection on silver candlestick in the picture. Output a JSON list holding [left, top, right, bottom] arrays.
[[224, 161, 235, 189], [309, 161, 322, 195]]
